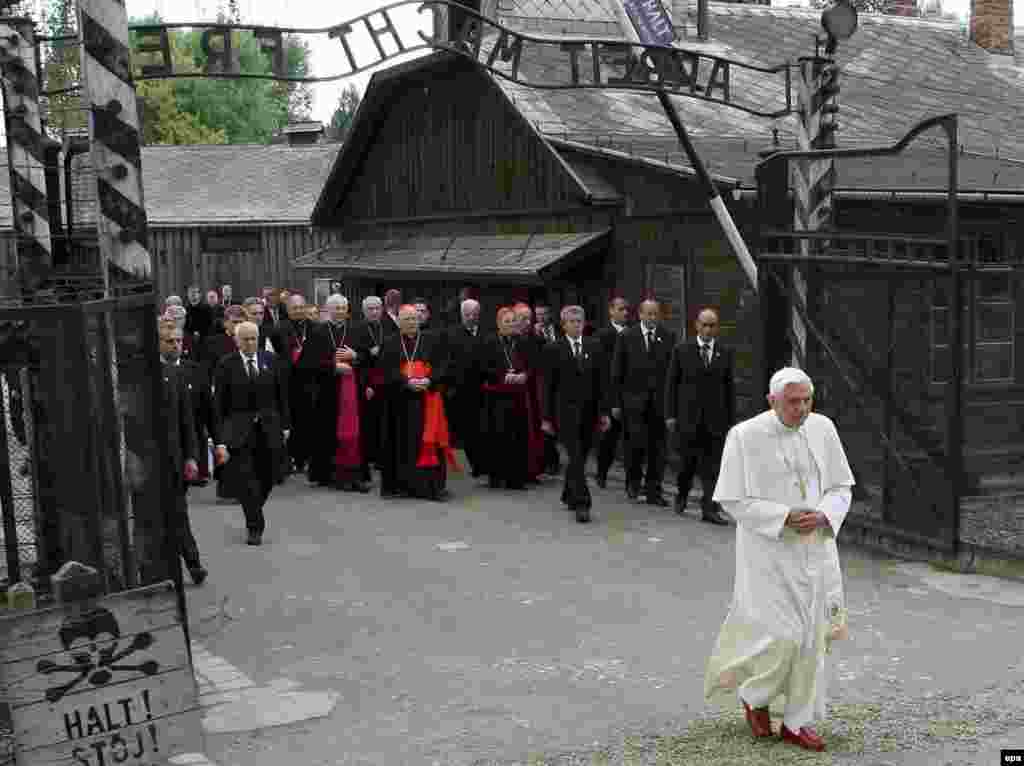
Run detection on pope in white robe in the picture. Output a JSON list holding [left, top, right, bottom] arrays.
[[703, 367, 854, 751]]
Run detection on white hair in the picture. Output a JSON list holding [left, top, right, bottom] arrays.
[[164, 295, 182, 307], [461, 298, 480, 317], [560, 305, 585, 322], [326, 293, 348, 309], [233, 320, 259, 338], [769, 367, 815, 397], [363, 295, 382, 310]]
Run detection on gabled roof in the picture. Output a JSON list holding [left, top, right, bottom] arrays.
[[65, 143, 340, 228], [311, 52, 620, 225], [491, 0, 1024, 187]]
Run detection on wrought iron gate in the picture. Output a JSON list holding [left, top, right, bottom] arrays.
[[755, 116, 965, 553], [0, 285, 179, 603]]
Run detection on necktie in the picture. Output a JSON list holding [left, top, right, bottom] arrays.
[[645, 331, 653, 353], [702, 344, 711, 366], [573, 339, 580, 358], [248, 356, 258, 379]]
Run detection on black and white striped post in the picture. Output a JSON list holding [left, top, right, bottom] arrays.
[[77, 0, 154, 293], [0, 17, 55, 297]]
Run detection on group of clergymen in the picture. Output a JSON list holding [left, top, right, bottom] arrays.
[[155, 284, 738, 582]]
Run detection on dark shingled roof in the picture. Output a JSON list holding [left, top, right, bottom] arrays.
[[292, 230, 612, 283], [63, 143, 340, 228], [491, 0, 1024, 188]]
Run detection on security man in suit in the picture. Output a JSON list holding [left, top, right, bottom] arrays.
[[213, 321, 291, 546], [542, 306, 611, 524], [158, 320, 207, 585], [610, 299, 676, 506], [594, 294, 630, 487], [664, 307, 734, 525]]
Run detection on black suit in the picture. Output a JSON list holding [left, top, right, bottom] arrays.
[[544, 336, 608, 517], [280, 317, 316, 472], [443, 324, 484, 474], [610, 324, 676, 497], [178, 358, 216, 484], [595, 323, 628, 481], [161, 361, 202, 570], [352, 319, 387, 475], [213, 351, 291, 537], [664, 339, 735, 512]]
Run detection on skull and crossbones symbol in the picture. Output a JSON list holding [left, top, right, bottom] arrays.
[[36, 607, 160, 703]]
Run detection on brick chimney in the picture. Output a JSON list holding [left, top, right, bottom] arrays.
[[970, 0, 1014, 54]]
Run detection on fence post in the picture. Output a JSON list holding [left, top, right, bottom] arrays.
[[0, 17, 56, 299], [791, 53, 839, 371], [77, 0, 154, 291]]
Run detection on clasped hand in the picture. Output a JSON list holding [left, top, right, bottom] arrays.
[[786, 507, 823, 534], [504, 372, 527, 385], [407, 377, 431, 392]]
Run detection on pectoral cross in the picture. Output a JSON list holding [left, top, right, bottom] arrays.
[[796, 475, 807, 502]]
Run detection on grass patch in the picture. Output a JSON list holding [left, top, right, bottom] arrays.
[[580, 703, 886, 765]]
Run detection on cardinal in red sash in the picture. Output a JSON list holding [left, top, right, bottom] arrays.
[[306, 294, 369, 492], [378, 304, 460, 500]]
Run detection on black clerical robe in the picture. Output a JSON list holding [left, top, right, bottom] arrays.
[[378, 331, 455, 499], [478, 333, 544, 488]]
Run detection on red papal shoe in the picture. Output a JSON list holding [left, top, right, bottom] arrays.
[[741, 699, 773, 738], [779, 725, 826, 751]]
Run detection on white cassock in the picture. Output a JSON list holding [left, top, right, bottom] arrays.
[[704, 409, 854, 731]]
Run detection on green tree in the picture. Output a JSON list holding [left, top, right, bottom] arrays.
[[131, 19, 226, 145], [327, 84, 361, 143], [42, 0, 84, 134]]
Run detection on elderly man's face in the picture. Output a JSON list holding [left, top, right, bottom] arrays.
[[236, 324, 259, 355], [399, 309, 419, 336], [364, 302, 383, 322], [222, 286, 232, 301], [562, 315, 584, 338], [414, 303, 429, 324], [306, 305, 320, 322], [609, 299, 628, 324], [462, 304, 480, 326], [187, 287, 200, 304], [328, 301, 348, 323], [769, 382, 813, 429], [245, 304, 264, 325], [287, 298, 306, 321], [498, 313, 518, 336], [695, 310, 719, 341], [639, 301, 660, 329], [535, 306, 549, 325], [206, 290, 219, 305], [515, 309, 532, 333], [159, 329, 183, 360]]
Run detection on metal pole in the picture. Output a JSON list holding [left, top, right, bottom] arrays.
[[656, 90, 757, 291], [945, 116, 962, 556]]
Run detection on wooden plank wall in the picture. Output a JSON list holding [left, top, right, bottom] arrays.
[[337, 70, 585, 221], [148, 225, 339, 301]]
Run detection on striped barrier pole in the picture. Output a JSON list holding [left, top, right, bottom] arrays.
[[790, 54, 838, 369], [77, 0, 154, 292], [0, 18, 55, 298]]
